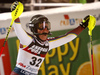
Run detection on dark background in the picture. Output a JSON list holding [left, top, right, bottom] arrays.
[[0, 0, 98, 13]]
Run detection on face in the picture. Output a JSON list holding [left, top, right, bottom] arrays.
[[37, 23, 50, 41]]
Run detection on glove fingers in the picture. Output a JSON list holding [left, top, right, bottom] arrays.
[[80, 15, 90, 28], [11, 2, 24, 20], [80, 15, 96, 30], [84, 15, 90, 21], [11, 1, 18, 11]]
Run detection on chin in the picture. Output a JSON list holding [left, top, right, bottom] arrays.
[[39, 35, 48, 41], [42, 37, 47, 41]]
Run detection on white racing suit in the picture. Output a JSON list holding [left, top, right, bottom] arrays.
[[12, 22, 84, 75]]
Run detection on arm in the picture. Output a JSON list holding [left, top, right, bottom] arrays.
[[67, 25, 84, 35], [48, 15, 90, 50], [11, 1, 33, 46], [13, 18, 33, 45], [48, 26, 84, 50]]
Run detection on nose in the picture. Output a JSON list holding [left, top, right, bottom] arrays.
[[43, 27, 48, 30], [43, 27, 49, 33]]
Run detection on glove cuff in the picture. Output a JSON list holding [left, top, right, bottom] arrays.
[[80, 22, 87, 29]]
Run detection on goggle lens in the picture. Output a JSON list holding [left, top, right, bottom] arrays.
[[38, 21, 51, 30]]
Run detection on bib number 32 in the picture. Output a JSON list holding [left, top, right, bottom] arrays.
[[30, 56, 42, 67]]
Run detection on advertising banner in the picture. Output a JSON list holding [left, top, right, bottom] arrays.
[[6, 25, 100, 75]]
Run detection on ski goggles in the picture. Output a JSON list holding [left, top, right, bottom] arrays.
[[37, 21, 51, 30]]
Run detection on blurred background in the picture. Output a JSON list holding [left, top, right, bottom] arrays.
[[0, 0, 100, 75], [0, 0, 99, 13]]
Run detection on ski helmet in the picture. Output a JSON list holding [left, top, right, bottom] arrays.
[[29, 14, 51, 35]]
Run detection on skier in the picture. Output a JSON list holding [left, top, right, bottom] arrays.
[[10, 1, 90, 75]]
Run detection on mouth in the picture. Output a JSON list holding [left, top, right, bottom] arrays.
[[41, 32, 52, 35], [42, 33, 48, 35]]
